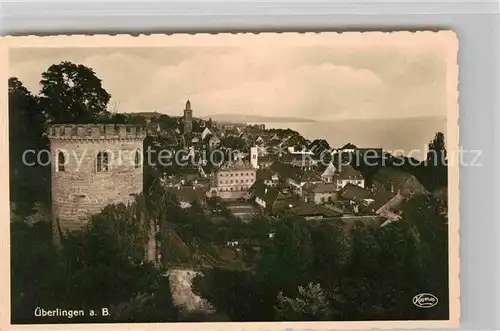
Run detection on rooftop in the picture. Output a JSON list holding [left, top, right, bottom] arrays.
[[335, 164, 364, 180], [217, 161, 255, 172], [338, 183, 372, 202], [291, 203, 342, 218]]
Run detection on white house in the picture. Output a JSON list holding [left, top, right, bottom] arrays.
[[334, 164, 365, 189]]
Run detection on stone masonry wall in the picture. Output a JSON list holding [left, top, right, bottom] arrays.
[[50, 137, 144, 234]]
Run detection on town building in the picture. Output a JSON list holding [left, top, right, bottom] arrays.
[[252, 181, 286, 212], [371, 166, 427, 197], [333, 164, 365, 189], [210, 162, 256, 200], [303, 182, 339, 204], [256, 168, 280, 187]]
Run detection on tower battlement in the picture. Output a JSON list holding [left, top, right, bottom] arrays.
[[47, 124, 147, 140]]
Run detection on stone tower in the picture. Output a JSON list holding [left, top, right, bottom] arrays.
[[183, 100, 193, 135], [47, 124, 146, 241]]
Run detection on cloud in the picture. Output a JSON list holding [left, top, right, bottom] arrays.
[[9, 33, 450, 120]]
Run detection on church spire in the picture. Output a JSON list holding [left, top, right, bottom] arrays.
[[183, 99, 193, 136]]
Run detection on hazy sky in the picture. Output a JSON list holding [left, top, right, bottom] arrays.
[[9, 33, 452, 120]]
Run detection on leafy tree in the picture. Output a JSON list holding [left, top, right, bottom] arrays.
[[424, 132, 448, 189], [310, 222, 349, 289], [11, 221, 64, 323], [57, 202, 150, 309], [275, 282, 332, 321], [401, 195, 449, 319], [9, 77, 50, 215], [258, 217, 314, 295], [39, 61, 111, 123], [157, 114, 180, 130], [192, 267, 275, 321], [109, 278, 179, 322], [427, 132, 447, 166]]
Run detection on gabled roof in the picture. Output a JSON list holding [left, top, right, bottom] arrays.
[[320, 162, 337, 177], [208, 134, 220, 141], [270, 162, 302, 180], [291, 203, 342, 217], [338, 183, 371, 202], [260, 154, 277, 164], [305, 182, 337, 194], [216, 161, 254, 172], [335, 164, 363, 180], [270, 133, 280, 140], [201, 127, 212, 140], [280, 153, 309, 164], [308, 139, 331, 153], [252, 180, 282, 206], [299, 169, 323, 184], [369, 190, 400, 212], [256, 168, 274, 181], [372, 166, 419, 189]]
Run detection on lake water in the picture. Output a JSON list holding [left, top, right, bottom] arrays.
[[257, 117, 447, 161]]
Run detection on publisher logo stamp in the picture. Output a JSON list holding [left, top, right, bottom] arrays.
[[413, 293, 439, 308]]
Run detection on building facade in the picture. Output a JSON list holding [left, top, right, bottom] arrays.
[[48, 124, 146, 240], [210, 162, 256, 200]]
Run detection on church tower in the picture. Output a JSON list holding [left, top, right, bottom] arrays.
[[183, 100, 193, 135]]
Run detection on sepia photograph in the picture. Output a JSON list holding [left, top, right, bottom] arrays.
[[1, 32, 459, 329]]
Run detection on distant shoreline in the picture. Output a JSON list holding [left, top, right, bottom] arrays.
[[202, 114, 316, 124]]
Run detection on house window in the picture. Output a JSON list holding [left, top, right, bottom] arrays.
[[96, 151, 109, 172], [57, 151, 66, 172], [134, 150, 141, 168]]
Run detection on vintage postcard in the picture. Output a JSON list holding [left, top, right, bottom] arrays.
[[0, 32, 459, 330]]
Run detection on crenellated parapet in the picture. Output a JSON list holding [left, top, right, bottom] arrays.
[[47, 124, 147, 140]]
